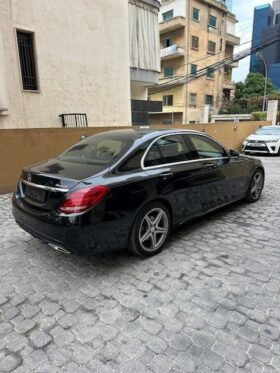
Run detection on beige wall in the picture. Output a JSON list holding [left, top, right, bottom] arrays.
[[0, 0, 131, 129], [0, 122, 268, 194]]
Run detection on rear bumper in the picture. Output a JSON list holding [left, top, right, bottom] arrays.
[[12, 195, 129, 256]]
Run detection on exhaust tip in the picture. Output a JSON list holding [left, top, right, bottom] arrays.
[[48, 243, 71, 255]]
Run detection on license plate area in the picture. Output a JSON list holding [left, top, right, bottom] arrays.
[[24, 185, 46, 203], [248, 143, 266, 147]]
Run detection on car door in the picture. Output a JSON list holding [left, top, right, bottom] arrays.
[[143, 134, 209, 224], [186, 134, 248, 212]]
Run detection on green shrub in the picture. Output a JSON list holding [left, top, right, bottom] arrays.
[[251, 111, 267, 121]]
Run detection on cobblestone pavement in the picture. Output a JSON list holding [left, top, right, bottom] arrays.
[[0, 156, 280, 373]]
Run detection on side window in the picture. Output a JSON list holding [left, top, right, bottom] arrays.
[[144, 135, 192, 168], [189, 135, 226, 159], [119, 148, 145, 172]]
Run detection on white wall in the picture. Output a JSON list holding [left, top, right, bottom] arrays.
[[226, 19, 236, 35], [160, 0, 186, 21], [130, 82, 148, 100], [0, 30, 8, 114], [0, 0, 131, 128]]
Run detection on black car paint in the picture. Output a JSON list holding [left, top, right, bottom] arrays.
[[12, 129, 264, 255]]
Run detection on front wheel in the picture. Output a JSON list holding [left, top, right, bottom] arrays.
[[246, 169, 264, 203], [129, 202, 171, 257]]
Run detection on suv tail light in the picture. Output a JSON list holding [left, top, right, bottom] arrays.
[[58, 186, 110, 214]]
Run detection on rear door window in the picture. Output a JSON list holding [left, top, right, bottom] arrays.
[[188, 135, 227, 159], [144, 135, 192, 168]]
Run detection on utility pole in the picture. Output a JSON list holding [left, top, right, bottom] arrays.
[[256, 51, 268, 112]]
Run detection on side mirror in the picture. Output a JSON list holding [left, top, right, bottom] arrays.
[[229, 149, 239, 158]]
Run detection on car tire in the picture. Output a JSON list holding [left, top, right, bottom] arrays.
[[246, 169, 264, 203], [129, 201, 171, 257]]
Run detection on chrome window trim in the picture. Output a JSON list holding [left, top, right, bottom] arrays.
[[21, 179, 69, 193], [141, 132, 229, 170]]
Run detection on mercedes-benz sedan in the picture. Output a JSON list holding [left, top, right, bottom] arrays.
[[13, 129, 265, 257], [243, 125, 280, 155]]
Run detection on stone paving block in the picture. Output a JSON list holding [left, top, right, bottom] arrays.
[[1, 157, 280, 371]]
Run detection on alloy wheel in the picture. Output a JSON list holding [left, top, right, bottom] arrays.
[[251, 172, 264, 200], [139, 208, 169, 252]]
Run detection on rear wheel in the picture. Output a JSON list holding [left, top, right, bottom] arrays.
[[129, 202, 171, 257], [246, 169, 264, 203]]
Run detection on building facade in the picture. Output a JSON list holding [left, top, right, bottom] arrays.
[[0, 0, 161, 129], [250, 0, 280, 90], [149, 0, 240, 125]]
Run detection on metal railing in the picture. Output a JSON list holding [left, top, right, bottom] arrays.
[[59, 113, 88, 128]]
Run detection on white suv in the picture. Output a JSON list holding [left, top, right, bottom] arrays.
[[243, 126, 280, 155]]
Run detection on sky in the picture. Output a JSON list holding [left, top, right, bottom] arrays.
[[232, 0, 273, 82]]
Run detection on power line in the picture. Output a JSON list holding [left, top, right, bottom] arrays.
[[149, 32, 280, 94], [158, 28, 280, 86]]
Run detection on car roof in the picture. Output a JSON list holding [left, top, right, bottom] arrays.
[[90, 128, 203, 142]]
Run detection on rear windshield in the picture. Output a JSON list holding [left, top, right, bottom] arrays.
[[57, 134, 133, 166], [256, 127, 280, 135]]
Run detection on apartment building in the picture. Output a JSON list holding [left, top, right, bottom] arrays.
[[0, 0, 161, 128], [250, 0, 280, 90], [149, 0, 240, 125]]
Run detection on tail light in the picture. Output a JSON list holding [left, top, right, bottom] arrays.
[[58, 185, 110, 214]]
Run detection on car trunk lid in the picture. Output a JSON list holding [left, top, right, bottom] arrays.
[[17, 159, 107, 211]]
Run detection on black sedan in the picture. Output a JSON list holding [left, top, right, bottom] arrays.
[[13, 129, 265, 257]]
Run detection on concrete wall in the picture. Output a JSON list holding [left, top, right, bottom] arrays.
[[0, 0, 131, 129], [0, 121, 269, 194], [160, 0, 186, 20]]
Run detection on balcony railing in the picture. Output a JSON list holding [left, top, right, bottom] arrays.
[[159, 16, 185, 34], [223, 81, 235, 90], [160, 45, 185, 60]]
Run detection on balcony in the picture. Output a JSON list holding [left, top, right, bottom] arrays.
[[223, 80, 235, 90], [225, 61, 239, 68], [161, 45, 185, 60], [159, 16, 185, 34], [225, 33, 240, 46]]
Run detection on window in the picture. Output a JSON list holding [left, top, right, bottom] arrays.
[[191, 64, 197, 76], [205, 95, 214, 105], [17, 31, 38, 90], [144, 135, 192, 168], [163, 37, 173, 48], [208, 15, 217, 28], [189, 135, 226, 159], [208, 41, 216, 54], [119, 147, 145, 172], [192, 8, 200, 21], [163, 10, 174, 21], [164, 67, 175, 77], [191, 36, 199, 50], [189, 93, 197, 107], [163, 95, 173, 106], [58, 135, 131, 166], [206, 68, 214, 79]]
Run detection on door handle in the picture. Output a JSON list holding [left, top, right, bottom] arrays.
[[160, 172, 174, 180], [201, 161, 217, 169]]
